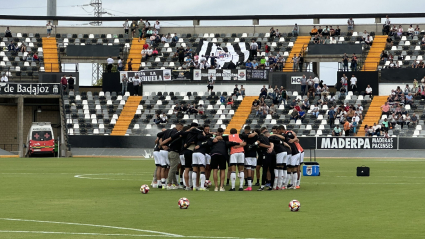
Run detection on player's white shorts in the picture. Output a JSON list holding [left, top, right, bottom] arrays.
[[300, 152, 304, 164], [230, 152, 244, 165], [153, 151, 161, 166], [159, 150, 169, 167], [276, 152, 287, 165], [205, 154, 211, 165], [285, 154, 292, 165], [245, 157, 257, 168], [192, 152, 206, 167], [180, 154, 185, 166], [289, 153, 300, 166]]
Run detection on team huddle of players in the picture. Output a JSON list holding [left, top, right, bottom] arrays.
[[151, 123, 304, 191]]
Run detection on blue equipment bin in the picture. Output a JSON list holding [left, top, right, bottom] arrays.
[[303, 162, 320, 176]]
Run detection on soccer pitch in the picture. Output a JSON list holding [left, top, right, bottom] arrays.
[[1, 157, 424, 239]]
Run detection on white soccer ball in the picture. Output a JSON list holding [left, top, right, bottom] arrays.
[[289, 199, 301, 212], [204, 180, 212, 188], [140, 184, 150, 194], [178, 197, 190, 209]]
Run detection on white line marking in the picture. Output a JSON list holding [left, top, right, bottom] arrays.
[[0, 230, 266, 239], [74, 173, 151, 181], [0, 218, 182, 237], [0, 230, 164, 237], [0, 219, 268, 239]]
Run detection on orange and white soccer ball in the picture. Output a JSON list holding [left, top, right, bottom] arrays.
[[178, 197, 190, 209], [289, 199, 300, 212], [140, 185, 150, 194]]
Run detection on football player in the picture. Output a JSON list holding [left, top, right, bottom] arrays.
[[228, 128, 246, 191], [257, 127, 275, 191], [239, 126, 259, 191], [281, 126, 300, 189]]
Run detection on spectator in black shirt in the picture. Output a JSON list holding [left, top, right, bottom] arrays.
[[342, 53, 349, 71], [298, 54, 304, 72], [68, 75, 75, 92], [335, 26, 341, 36], [233, 84, 240, 96], [5, 27, 12, 37], [313, 34, 320, 44]]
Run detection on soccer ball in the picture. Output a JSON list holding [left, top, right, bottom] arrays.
[[178, 197, 190, 209], [140, 185, 150, 194], [289, 200, 301, 212], [204, 180, 212, 188]]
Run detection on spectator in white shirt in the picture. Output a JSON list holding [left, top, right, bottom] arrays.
[[365, 35, 373, 46], [161, 35, 166, 43], [365, 85, 372, 96], [117, 57, 123, 71], [362, 30, 368, 40], [313, 76, 320, 88], [123, 20, 129, 35], [407, 25, 414, 36], [350, 75, 357, 90], [249, 40, 258, 61], [106, 56, 114, 73], [1, 73, 8, 82], [154, 20, 161, 33]]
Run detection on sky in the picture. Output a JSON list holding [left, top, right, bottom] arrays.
[[0, 0, 423, 85]]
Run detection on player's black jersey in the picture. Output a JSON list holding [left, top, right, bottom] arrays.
[[154, 131, 165, 151], [239, 132, 258, 158], [283, 131, 299, 155], [268, 135, 285, 154], [258, 134, 270, 153]]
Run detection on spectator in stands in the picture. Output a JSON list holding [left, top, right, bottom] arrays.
[[270, 27, 276, 37], [197, 104, 204, 115], [173, 103, 180, 114], [298, 54, 304, 72], [165, 33, 172, 43], [0, 73, 8, 82], [331, 125, 341, 136], [380, 50, 388, 63], [322, 26, 330, 36], [292, 24, 299, 36], [301, 98, 310, 110], [46, 21, 53, 38], [340, 74, 348, 90], [397, 25, 404, 37], [323, 36, 330, 44], [277, 56, 285, 71], [365, 85, 372, 96], [117, 57, 123, 71], [310, 26, 318, 36], [381, 102, 390, 117], [154, 114, 167, 124], [146, 47, 153, 58], [245, 60, 253, 69], [8, 41, 17, 53], [268, 103, 276, 115], [307, 86, 315, 98], [172, 33, 179, 43], [406, 93, 413, 105], [328, 106, 336, 127], [132, 74, 140, 96], [264, 44, 270, 57], [106, 56, 114, 73], [351, 53, 358, 71], [365, 35, 373, 46], [329, 26, 335, 36], [386, 36, 393, 47], [411, 113, 418, 126], [249, 39, 258, 61], [414, 25, 420, 35], [160, 35, 166, 43], [395, 61, 401, 68], [321, 84, 329, 98], [290, 109, 299, 120], [266, 85, 274, 99], [335, 26, 341, 36], [149, 32, 156, 41], [68, 75, 75, 92], [123, 20, 129, 35], [388, 59, 396, 68], [404, 84, 411, 95], [313, 34, 320, 44], [121, 74, 128, 95], [137, 19, 145, 42], [347, 18, 354, 32], [258, 85, 266, 98], [341, 53, 349, 71], [418, 61, 425, 68], [407, 25, 414, 36], [130, 20, 137, 38], [5, 27, 12, 37], [232, 84, 240, 97], [291, 54, 298, 71], [390, 25, 397, 36], [311, 76, 319, 89], [288, 99, 297, 110], [251, 60, 259, 70], [19, 43, 26, 53], [317, 26, 323, 36], [275, 29, 281, 38], [60, 75, 67, 91], [32, 52, 39, 62], [350, 74, 357, 90], [154, 20, 161, 33], [361, 30, 368, 41], [343, 120, 351, 136], [220, 95, 226, 105]]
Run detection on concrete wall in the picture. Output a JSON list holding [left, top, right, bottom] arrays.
[[0, 23, 408, 37], [0, 105, 60, 145]]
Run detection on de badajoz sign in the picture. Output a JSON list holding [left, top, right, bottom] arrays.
[[0, 83, 60, 95]]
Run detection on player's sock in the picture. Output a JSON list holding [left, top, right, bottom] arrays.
[[189, 170, 193, 188], [284, 171, 290, 185], [273, 169, 278, 188], [292, 173, 297, 187], [277, 169, 283, 188], [180, 174, 183, 185], [282, 170, 287, 187], [239, 171, 244, 188], [200, 172, 206, 189], [192, 172, 197, 188], [297, 174, 301, 186], [231, 172, 236, 189], [245, 178, 248, 184], [247, 177, 252, 187], [161, 178, 166, 186], [227, 178, 230, 185], [256, 178, 259, 184]]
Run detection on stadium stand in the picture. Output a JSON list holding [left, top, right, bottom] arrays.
[[42, 37, 59, 72]]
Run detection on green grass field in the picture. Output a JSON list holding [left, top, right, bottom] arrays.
[[1, 157, 425, 239]]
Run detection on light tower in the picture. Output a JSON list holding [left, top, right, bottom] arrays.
[[89, 0, 108, 85]]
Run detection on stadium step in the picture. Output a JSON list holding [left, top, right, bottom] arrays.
[[361, 36, 387, 71], [111, 96, 143, 136], [224, 96, 257, 134], [356, 96, 388, 136], [41, 37, 60, 72], [282, 36, 311, 72], [125, 38, 146, 70]]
